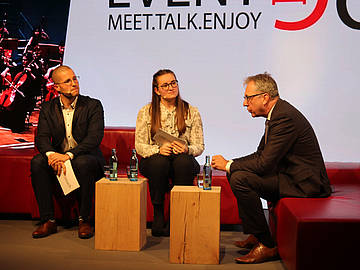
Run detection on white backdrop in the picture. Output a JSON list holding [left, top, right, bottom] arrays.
[[64, 0, 360, 163]]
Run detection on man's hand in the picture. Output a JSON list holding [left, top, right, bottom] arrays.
[[159, 142, 172, 156], [48, 153, 70, 176], [48, 153, 70, 165], [211, 155, 229, 171], [171, 141, 188, 155], [52, 161, 66, 176]]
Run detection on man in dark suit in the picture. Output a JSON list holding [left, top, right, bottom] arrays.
[[212, 72, 331, 263], [31, 65, 105, 239]]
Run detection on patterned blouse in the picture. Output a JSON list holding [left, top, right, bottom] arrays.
[[135, 102, 205, 158]]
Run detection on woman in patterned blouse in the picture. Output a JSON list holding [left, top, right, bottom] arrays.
[[135, 69, 205, 237]]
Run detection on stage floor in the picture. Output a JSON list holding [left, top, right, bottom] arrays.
[[0, 219, 285, 270], [0, 110, 38, 149]]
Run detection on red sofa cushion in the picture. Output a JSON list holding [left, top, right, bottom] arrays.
[[0, 148, 36, 214], [100, 126, 137, 167], [325, 162, 360, 185], [273, 184, 360, 270]]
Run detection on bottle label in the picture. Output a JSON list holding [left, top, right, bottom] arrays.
[[110, 162, 118, 180], [129, 153, 138, 181], [203, 165, 212, 190]]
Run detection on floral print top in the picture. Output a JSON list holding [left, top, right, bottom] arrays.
[[135, 102, 204, 158]]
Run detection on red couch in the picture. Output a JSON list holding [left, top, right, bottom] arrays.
[[0, 148, 36, 214], [270, 162, 360, 270], [0, 127, 241, 224]]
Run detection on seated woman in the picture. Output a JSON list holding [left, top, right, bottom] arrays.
[[135, 69, 204, 237]]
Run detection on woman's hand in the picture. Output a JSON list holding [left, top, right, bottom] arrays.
[[171, 141, 188, 155], [159, 142, 172, 156]]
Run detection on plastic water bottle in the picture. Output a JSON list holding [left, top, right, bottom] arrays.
[[129, 149, 138, 181], [203, 155, 212, 190], [109, 148, 118, 181]]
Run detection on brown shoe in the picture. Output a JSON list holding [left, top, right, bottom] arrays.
[[235, 242, 278, 264], [32, 220, 57, 238], [78, 220, 93, 239], [234, 234, 259, 249]]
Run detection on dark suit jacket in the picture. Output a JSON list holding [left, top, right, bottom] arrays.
[[35, 95, 105, 167], [230, 99, 331, 198]]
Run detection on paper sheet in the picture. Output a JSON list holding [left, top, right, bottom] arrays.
[[153, 129, 186, 146], [56, 160, 80, 195]]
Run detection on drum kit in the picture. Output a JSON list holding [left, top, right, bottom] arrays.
[[0, 17, 63, 133]]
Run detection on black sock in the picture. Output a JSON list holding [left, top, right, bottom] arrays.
[[41, 216, 55, 224], [255, 232, 275, 248]]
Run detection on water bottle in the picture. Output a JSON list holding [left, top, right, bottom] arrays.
[[109, 148, 118, 181], [203, 155, 212, 190], [129, 149, 138, 181]]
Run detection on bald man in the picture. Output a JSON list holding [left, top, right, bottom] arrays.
[[31, 65, 105, 239]]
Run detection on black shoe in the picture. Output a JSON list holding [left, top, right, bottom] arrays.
[[151, 215, 164, 237], [162, 221, 170, 237], [151, 229, 163, 237]]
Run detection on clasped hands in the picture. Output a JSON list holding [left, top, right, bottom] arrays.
[[48, 153, 70, 176], [159, 141, 188, 156]]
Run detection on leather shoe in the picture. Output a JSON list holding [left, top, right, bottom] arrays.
[[151, 214, 165, 237], [32, 220, 57, 238], [162, 221, 170, 237], [78, 220, 93, 239], [151, 222, 170, 237], [234, 234, 259, 249], [235, 242, 278, 264]]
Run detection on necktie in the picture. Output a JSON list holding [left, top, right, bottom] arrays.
[[265, 120, 269, 144]]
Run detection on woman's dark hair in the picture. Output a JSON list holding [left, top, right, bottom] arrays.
[[150, 69, 189, 138]]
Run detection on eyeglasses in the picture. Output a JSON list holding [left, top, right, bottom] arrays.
[[158, 80, 178, 90], [55, 76, 80, 85], [243, 92, 265, 102]]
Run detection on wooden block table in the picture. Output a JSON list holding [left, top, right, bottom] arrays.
[[169, 186, 221, 264], [95, 177, 147, 251]]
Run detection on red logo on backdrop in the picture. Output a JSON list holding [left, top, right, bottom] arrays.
[[107, 0, 359, 31], [273, 0, 328, 31]]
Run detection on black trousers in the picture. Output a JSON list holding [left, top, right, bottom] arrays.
[[31, 153, 103, 221], [228, 170, 279, 236], [139, 153, 200, 205]]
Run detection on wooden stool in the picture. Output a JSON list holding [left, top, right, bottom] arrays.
[[169, 186, 221, 264], [95, 178, 147, 251]]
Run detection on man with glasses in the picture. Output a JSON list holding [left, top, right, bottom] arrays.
[[212, 72, 331, 264], [31, 65, 105, 239]]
